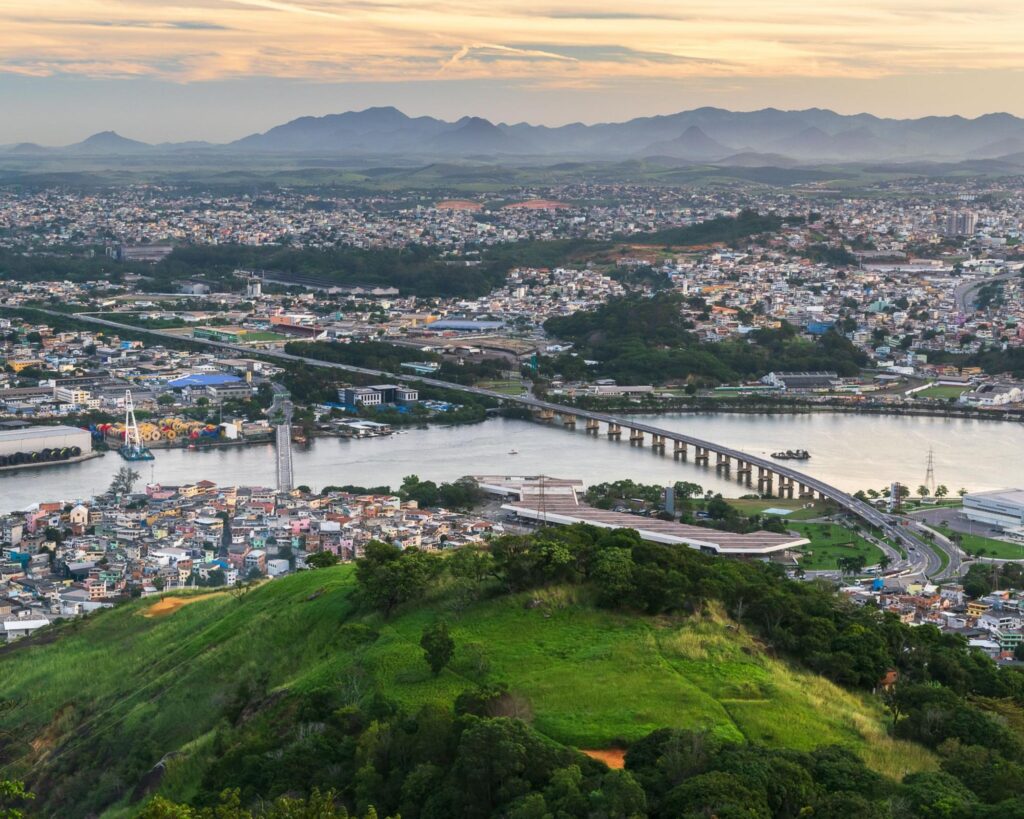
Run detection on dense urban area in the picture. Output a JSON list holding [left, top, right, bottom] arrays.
[[2, 172, 1024, 818]]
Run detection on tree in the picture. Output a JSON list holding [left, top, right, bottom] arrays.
[[355, 540, 441, 617], [306, 550, 339, 568], [957, 488, 968, 497], [935, 485, 949, 498], [0, 779, 33, 819], [661, 771, 770, 819], [108, 465, 141, 496], [838, 555, 866, 576], [879, 555, 891, 572], [420, 620, 455, 676], [917, 485, 930, 499]]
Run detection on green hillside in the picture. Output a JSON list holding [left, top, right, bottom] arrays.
[[0, 565, 932, 816]]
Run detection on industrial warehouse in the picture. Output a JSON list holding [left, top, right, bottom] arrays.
[[963, 489, 1024, 533], [0, 424, 92, 470]]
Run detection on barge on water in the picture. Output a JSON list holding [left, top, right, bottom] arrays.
[[770, 449, 811, 460]]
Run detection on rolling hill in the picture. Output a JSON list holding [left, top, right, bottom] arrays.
[[0, 565, 933, 816]]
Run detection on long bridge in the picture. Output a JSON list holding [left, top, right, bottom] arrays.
[[13, 307, 949, 576]]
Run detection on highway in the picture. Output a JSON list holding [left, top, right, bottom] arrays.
[[953, 269, 1020, 314], [12, 306, 958, 579]]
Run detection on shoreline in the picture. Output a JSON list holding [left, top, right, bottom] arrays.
[[0, 450, 104, 473]]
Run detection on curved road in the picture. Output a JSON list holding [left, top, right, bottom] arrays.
[[953, 269, 1019, 314], [12, 306, 955, 578]]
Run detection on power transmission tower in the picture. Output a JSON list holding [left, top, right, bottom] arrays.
[[924, 448, 936, 496]]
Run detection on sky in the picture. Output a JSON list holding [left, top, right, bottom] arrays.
[[2, 0, 1024, 144]]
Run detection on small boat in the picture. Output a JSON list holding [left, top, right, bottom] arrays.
[[508, 449, 519, 455]]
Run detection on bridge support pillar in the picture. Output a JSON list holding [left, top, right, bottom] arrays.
[[674, 440, 687, 459], [757, 467, 773, 494], [586, 418, 600, 435], [629, 428, 645, 446], [560, 413, 576, 428], [715, 452, 730, 471], [607, 423, 621, 439], [536, 408, 555, 423], [736, 461, 752, 484], [694, 447, 709, 465], [651, 434, 666, 451], [798, 483, 813, 498], [778, 477, 794, 499]]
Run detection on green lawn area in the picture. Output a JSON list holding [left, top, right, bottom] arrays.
[[914, 384, 968, 401], [726, 498, 834, 520], [0, 566, 933, 800], [932, 523, 1024, 561], [240, 330, 288, 342], [788, 522, 886, 571], [476, 379, 526, 395]]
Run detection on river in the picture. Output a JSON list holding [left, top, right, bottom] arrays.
[[2, 411, 1023, 511]]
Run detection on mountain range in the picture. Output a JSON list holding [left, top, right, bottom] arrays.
[[9, 106, 1024, 164]]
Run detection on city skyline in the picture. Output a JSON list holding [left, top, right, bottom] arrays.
[[2, 1, 1024, 143]]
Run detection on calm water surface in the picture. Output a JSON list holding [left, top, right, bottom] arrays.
[[2, 412, 1022, 511]]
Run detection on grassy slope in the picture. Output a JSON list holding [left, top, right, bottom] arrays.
[[0, 567, 933, 811]]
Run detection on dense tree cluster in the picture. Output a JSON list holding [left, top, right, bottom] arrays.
[[616, 209, 785, 247], [544, 297, 866, 385], [399, 475, 484, 510]]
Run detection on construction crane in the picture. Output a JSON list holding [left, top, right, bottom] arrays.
[[119, 389, 154, 461]]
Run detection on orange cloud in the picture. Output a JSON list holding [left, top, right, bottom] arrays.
[[2, 0, 1024, 85]]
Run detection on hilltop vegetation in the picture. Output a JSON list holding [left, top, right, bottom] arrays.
[[1, 526, 1023, 818], [618, 209, 786, 247], [543, 296, 867, 385]]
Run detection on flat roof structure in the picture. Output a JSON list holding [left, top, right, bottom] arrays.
[[0, 425, 88, 444], [167, 373, 242, 388], [480, 475, 808, 557], [963, 489, 1024, 531], [502, 499, 807, 556]]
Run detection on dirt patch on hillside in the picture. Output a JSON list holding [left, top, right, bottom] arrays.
[[143, 594, 223, 618], [581, 748, 626, 769]]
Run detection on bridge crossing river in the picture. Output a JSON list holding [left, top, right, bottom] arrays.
[[10, 307, 959, 577]]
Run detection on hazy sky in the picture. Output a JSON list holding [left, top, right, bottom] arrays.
[[3, 0, 1024, 144]]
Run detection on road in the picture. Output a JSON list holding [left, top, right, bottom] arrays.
[[953, 269, 1019, 313], [13, 306, 958, 578]]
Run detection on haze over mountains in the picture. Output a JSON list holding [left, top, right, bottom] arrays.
[[9, 106, 1024, 165]]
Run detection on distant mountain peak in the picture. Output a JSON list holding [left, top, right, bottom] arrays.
[[70, 131, 150, 152]]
